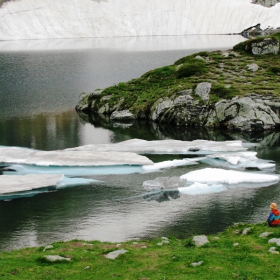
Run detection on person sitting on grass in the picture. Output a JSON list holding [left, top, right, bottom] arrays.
[[267, 202, 280, 227]]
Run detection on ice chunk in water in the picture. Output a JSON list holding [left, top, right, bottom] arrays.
[[200, 152, 275, 171], [67, 139, 247, 154], [181, 168, 279, 187], [0, 146, 153, 166], [178, 182, 226, 195]]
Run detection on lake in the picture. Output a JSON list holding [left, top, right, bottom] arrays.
[[1, 35, 279, 252]]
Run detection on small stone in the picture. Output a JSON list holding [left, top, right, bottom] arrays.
[[193, 235, 209, 247], [157, 243, 163, 246], [195, 55, 205, 61], [268, 238, 280, 246], [105, 250, 128, 259], [133, 242, 138, 245], [162, 240, 170, 244], [83, 266, 90, 270], [116, 244, 122, 247], [161, 237, 169, 240], [233, 243, 239, 247], [242, 228, 251, 235], [259, 232, 273, 238], [44, 255, 71, 262], [43, 245, 54, 251], [268, 247, 279, 254], [141, 245, 147, 249], [212, 237, 220, 240], [191, 261, 203, 267], [247, 63, 259, 72]]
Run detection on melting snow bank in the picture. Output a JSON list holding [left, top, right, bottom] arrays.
[[67, 139, 248, 154], [0, 174, 98, 200]]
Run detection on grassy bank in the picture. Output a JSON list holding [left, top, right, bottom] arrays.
[[89, 33, 280, 116], [1, 222, 280, 279]]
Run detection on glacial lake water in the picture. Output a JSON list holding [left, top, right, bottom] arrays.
[[1, 35, 280, 252]]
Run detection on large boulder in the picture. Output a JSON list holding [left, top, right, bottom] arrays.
[[251, 37, 279, 55], [209, 95, 280, 131], [195, 82, 211, 102]]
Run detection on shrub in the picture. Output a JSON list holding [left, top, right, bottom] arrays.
[[269, 66, 280, 74], [176, 59, 206, 78]]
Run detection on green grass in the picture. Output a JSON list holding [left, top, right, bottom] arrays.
[[86, 33, 280, 118], [1, 223, 280, 279]]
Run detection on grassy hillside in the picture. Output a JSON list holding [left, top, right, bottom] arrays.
[[1, 223, 280, 279], [89, 33, 280, 117]]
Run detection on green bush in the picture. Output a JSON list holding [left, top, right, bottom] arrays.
[[176, 59, 206, 78], [269, 66, 280, 74]]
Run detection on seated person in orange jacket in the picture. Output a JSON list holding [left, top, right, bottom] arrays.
[[267, 202, 280, 227]]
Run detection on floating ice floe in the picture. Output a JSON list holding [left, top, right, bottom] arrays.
[[4, 158, 198, 176], [66, 139, 248, 154], [0, 146, 153, 166], [200, 151, 275, 171], [180, 168, 280, 188], [0, 174, 98, 200]]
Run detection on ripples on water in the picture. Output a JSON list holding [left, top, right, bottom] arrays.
[[1, 35, 279, 252]]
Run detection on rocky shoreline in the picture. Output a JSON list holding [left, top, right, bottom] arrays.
[[76, 33, 280, 132]]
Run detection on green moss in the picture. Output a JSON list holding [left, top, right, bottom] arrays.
[[176, 59, 206, 78]]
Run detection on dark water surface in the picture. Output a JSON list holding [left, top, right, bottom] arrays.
[[2, 35, 279, 252]]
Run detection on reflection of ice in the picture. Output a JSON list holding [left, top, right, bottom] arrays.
[[200, 152, 275, 171], [143, 190, 180, 203], [143, 176, 187, 190], [68, 139, 247, 154], [181, 168, 279, 187]]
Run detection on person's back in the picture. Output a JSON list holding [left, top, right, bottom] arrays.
[[267, 202, 280, 227]]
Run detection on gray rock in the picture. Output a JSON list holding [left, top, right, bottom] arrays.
[[252, 0, 280, 7], [247, 63, 259, 72], [105, 249, 128, 259], [252, 38, 279, 55], [268, 247, 279, 254], [233, 243, 239, 247], [151, 98, 173, 121], [173, 95, 193, 106], [191, 261, 203, 267], [195, 55, 205, 61], [44, 255, 71, 262], [195, 82, 211, 102], [43, 245, 54, 251], [110, 110, 135, 120], [259, 232, 273, 238], [193, 235, 209, 247], [268, 238, 280, 246], [242, 227, 252, 235]]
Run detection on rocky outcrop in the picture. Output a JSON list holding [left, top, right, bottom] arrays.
[[252, 0, 280, 7], [151, 93, 280, 131], [251, 38, 279, 55]]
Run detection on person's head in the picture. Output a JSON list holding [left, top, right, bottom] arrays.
[[270, 202, 277, 209]]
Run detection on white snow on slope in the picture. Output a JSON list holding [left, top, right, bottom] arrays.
[[0, 0, 280, 40]]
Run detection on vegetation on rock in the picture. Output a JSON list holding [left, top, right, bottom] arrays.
[[82, 33, 280, 119]]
